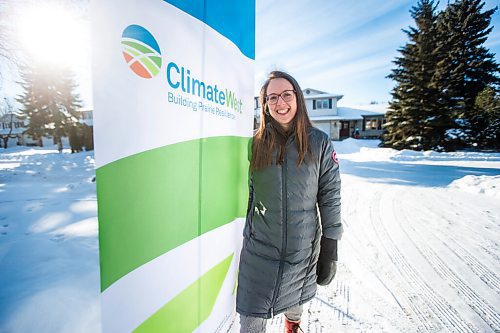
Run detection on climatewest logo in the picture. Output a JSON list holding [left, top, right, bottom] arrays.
[[121, 25, 162, 78], [120, 24, 243, 117]]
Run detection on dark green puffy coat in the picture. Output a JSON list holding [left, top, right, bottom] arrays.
[[236, 127, 343, 319]]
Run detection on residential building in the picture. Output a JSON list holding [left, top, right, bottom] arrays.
[[79, 108, 93, 127], [0, 113, 27, 147], [0, 108, 93, 148]]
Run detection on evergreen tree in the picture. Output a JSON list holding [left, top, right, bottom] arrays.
[[383, 0, 441, 150], [82, 124, 94, 151], [68, 123, 84, 153], [17, 64, 82, 147], [17, 65, 47, 146], [433, 0, 499, 149], [473, 86, 500, 149]]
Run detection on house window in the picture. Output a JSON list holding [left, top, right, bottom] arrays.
[[80, 112, 93, 120], [316, 99, 329, 109], [365, 118, 378, 130]]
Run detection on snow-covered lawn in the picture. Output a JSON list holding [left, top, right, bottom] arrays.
[[0, 147, 100, 333], [0, 140, 499, 332]]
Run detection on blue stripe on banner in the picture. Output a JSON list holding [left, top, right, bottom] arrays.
[[162, 0, 255, 59]]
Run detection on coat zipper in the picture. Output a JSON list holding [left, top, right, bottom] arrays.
[[269, 148, 288, 317]]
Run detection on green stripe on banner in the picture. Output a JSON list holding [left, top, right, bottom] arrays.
[[123, 46, 140, 57], [122, 40, 157, 55], [97, 136, 249, 291], [140, 56, 159, 74], [150, 56, 162, 68], [133, 253, 234, 332]]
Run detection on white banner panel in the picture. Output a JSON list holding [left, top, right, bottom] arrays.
[[92, 0, 254, 331]]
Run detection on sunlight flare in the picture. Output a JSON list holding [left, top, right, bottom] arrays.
[[15, 2, 88, 68]]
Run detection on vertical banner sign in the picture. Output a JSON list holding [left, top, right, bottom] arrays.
[[91, 1, 255, 332]]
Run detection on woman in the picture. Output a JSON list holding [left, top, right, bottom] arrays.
[[237, 71, 343, 333]]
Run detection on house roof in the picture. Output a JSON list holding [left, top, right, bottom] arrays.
[[302, 88, 343, 100], [303, 88, 327, 94], [343, 103, 390, 114], [310, 105, 388, 121]]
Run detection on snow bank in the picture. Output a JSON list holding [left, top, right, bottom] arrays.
[[334, 138, 382, 154], [449, 175, 500, 199], [335, 138, 500, 164], [335, 139, 401, 162], [0, 146, 62, 157], [392, 149, 500, 162]]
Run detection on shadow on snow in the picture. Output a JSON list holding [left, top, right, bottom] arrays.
[[340, 160, 500, 187]]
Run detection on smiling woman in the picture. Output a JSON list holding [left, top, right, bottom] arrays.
[[14, 2, 88, 68]]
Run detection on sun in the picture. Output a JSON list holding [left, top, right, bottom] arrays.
[[15, 2, 89, 69]]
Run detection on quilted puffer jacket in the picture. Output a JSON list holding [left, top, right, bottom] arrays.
[[236, 127, 343, 319]]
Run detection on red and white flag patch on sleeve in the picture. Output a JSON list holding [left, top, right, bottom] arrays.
[[332, 150, 339, 164]]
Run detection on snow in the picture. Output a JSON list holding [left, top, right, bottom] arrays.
[[338, 103, 390, 114], [0, 140, 499, 332], [314, 107, 387, 121], [0, 147, 100, 333], [449, 175, 500, 199]]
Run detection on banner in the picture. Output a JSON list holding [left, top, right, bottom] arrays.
[[91, 1, 255, 331]]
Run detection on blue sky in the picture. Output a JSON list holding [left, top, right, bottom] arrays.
[[254, 0, 500, 105], [1, 0, 499, 109]]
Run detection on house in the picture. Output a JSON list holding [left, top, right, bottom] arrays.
[[0, 113, 27, 147], [0, 108, 93, 148], [78, 108, 93, 127], [254, 88, 388, 140]]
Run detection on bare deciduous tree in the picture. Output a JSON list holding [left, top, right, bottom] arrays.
[[0, 98, 19, 148]]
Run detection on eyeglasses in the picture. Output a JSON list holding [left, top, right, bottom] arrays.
[[265, 90, 296, 105]]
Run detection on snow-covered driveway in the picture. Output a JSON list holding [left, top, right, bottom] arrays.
[[0, 140, 499, 332], [267, 140, 500, 332]]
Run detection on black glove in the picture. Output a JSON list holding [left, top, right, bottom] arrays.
[[316, 237, 338, 286]]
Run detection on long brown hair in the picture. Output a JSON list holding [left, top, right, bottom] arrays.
[[251, 71, 312, 171]]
